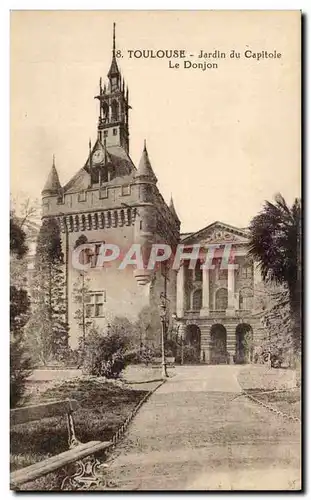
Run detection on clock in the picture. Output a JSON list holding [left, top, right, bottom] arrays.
[[93, 149, 104, 164]]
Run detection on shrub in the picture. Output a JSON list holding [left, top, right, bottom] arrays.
[[82, 321, 132, 379], [182, 345, 198, 364]]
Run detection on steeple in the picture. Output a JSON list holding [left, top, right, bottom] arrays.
[[107, 22, 120, 81], [169, 195, 180, 222], [135, 141, 157, 183], [94, 23, 130, 153], [42, 155, 62, 195]]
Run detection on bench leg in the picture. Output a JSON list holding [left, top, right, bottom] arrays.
[[61, 455, 109, 490]]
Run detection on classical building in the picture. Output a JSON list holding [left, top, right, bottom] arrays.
[[41, 26, 180, 349], [41, 26, 264, 361], [175, 221, 264, 364]]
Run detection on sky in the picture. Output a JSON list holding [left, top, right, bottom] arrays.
[[11, 10, 301, 233]]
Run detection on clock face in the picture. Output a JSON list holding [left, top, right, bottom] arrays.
[[93, 149, 104, 164]]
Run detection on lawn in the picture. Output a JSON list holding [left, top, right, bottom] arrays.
[[238, 365, 297, 391], [238, 365, 301, 421], [10, 377, 151, 490], [249, 388, 301, 420]]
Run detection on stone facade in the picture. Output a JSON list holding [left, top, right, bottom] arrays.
[[41, 30, 180, 348], [175, 222, 264, 364]]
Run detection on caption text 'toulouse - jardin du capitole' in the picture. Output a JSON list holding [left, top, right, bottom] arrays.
[[115, 48, 283, 71]]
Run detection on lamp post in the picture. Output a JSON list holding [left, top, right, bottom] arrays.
[[159, 299, 168, 378]]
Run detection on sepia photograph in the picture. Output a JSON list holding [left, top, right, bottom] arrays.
[[10, 10, 301, 491]]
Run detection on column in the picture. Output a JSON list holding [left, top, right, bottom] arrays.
[[226, 323, 236, 364], [176, 263, 185, 317], [200, 268, 210, 317], [200, 324, 211, 363], [226, 264, 236, 316]]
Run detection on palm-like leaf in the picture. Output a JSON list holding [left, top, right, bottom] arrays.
[[248, 193, 300, 288]]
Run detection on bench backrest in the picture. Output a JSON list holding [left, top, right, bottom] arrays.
[[10, 399, 79, 426]]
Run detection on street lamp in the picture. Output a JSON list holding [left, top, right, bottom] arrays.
[[172, 313, 183, 365], [159, 298, 168, 378]]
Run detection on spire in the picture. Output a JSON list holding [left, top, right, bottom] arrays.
[[169, 195, 180, 221], [135, 141, 157, 183], [89, 139, 92, 169], [42, 156, 62, 195], [108, 22, 120, 78]]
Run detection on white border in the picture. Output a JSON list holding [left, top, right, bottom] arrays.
[[3, 3, 307, 499]]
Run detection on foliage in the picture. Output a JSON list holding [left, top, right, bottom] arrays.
[[72, 272, 93, 353], [248, 193, 301, 351], [182, 345, 199, 364], [27, 218, 69, 363], [10, 212, 32, 407], [82, 319, 134, 378], [255, 285, 296, 367], [136, 305, 162, 347]]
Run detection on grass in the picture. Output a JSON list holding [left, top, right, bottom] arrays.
[[11, 377, 148, 490], [249, 388, 301, 420], [237, 365, 301, 421], [238, 364, 296, 391]]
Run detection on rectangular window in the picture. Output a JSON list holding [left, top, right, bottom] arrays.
[[241, 266, 253, 278], [113, 128, 118, 136], [99, 187, 108, 199], [122, 185, 131, 196], [86, 291, 106, 318], [78, 191, 87, 202], [104, 130, 108, 138]]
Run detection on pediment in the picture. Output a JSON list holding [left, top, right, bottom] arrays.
[[181, 221, 249, 246]]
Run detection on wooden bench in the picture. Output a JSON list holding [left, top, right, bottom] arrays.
[[10, 399, 111, 490]]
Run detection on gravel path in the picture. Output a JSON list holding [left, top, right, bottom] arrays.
[[103, 366, 301, 491]]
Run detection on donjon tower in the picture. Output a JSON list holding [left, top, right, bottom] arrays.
[[41, 24, 181, 348]]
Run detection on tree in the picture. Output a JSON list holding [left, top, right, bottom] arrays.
[[10, 212, 32, 407], [136, 305, 162, 348], [27, 218, 69, 363], [72, 272, 93, 358], [248, 193, 301, 353]]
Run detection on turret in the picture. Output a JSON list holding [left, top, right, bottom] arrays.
[[134, 141, 157, 184], [42, 155, 62, 197]]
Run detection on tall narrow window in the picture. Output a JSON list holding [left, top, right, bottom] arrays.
[[192, 289, 203, 310], [215, 288, 228, 310]]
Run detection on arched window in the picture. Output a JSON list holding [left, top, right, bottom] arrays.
[[215, 288, 228, 310], [239, 288, 253, 310], [192, 289, 203, 310], [111, 100, 118, 122], [102, 102, 109, 122]]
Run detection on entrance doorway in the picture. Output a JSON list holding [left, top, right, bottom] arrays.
[[210, 324, 227, 364], [184, 324, 201, 363], [235, 323, 253, 363]]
